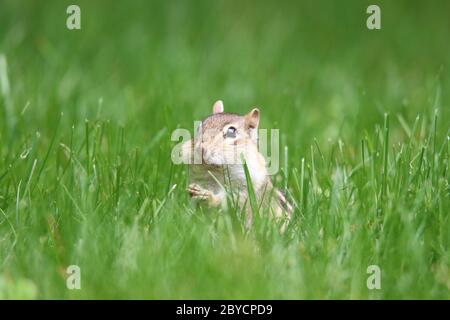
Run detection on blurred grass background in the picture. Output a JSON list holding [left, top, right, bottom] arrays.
[[0, 0, 449, 299]]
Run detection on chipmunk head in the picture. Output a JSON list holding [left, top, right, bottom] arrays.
[[194, 100, 260, 166]]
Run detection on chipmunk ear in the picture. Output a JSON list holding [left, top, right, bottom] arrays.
[[212, 100, 224, 114], [245, 108, 260, 129]]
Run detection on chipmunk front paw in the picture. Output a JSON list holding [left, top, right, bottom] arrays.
[[187, 183, 219, 206], [187, 183, 212, 200]]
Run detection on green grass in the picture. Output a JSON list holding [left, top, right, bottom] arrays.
[[0, 0, 449, 299]]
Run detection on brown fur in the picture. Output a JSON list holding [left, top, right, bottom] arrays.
[[183, 100, 292, 230]]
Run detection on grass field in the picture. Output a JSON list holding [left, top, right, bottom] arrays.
[[0, 0, 449, 299]]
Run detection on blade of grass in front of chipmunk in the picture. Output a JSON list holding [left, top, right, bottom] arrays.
[[222, 165, 239, 210], [241, 155, 259, 219]]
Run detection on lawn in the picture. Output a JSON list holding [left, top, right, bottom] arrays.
[[0, 0, 449, 299]]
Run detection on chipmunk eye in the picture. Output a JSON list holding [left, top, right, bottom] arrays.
[[225, 126, 237, 138]]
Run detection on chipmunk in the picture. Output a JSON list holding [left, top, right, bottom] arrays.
[[181, 100, 292, 229]]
